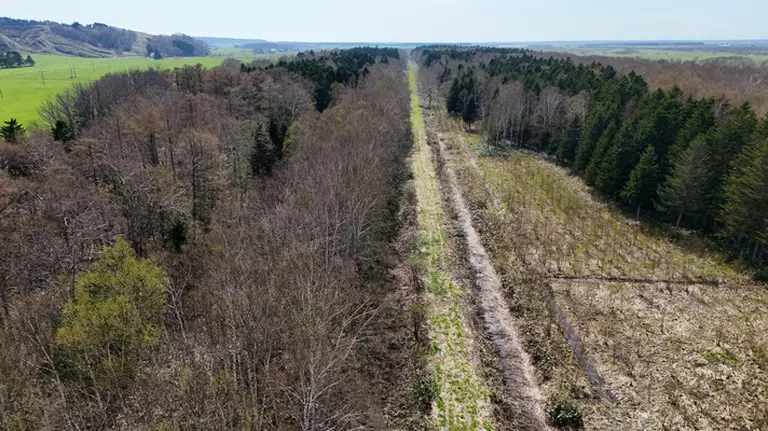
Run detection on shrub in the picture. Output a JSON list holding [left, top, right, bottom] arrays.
[[547, 401, 584, 429]]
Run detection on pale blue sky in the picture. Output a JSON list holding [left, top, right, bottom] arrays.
[[4, 0, 767, 42]]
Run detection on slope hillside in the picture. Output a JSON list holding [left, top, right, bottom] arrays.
[[0, 17, 209, 58]]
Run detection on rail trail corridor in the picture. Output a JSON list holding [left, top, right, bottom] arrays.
[[407, 61, 548, 431]]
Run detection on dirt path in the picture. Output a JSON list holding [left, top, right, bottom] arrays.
[[435, 134, 549, 430], [454, 134, 618, 404], [406, 61, 495, 430]]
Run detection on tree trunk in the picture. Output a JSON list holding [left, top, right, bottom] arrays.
[[676, 210, 683, 228], [148, 132, 160, 166], [636, 205, 641, 220], [752, 241, 761, 261]]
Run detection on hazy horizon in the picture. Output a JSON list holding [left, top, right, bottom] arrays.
[[4, 0, 767, 43]]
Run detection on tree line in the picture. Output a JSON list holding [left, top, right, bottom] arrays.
[[418, 46, 768, 273], [0, 51, 34, 68], [50, 21, 138, 53], [256, 46, 399, 111], [0, 51, 412, 429]]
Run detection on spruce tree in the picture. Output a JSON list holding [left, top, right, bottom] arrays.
[[585, 121, 618, 185], [268, 117, 288, 161], [594, 141, 622, 196], [251, 125, 274, 176], [669, 98, 715, 162], [555, 116, 581, 165], [719, 139, 768, 259], [1, 118, 24, 143], [620, 145, 660, 219], [52, 120, 75, 150], [704, 103, 758, 220], [657, 136, 710, 227]]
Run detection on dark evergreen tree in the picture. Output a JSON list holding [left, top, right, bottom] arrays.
[[52, 120, 75, 150], [446, 70, 480, 128], [703, 103, 758, 221], [1, 118, 24, 143], [719, 139, 768, 259], [268, 117, 289, 162], [574, 105, 612, 173], [555, 116, 581, 165], [584, 121, 618, 185], [250, 125, 274, 176], [620, 145, 660, 219], [657, 136, 711, 227], [669, 97, 715, 162]]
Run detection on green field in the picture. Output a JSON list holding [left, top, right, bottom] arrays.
[[562, 48, 768, 63], [0, 55, 226, 128], [208, 44, 298, 59]]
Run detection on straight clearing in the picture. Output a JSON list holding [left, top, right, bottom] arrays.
[[407, 62, 493, 431], [441, 122, 768, 430], [0, 54, 225, 127]]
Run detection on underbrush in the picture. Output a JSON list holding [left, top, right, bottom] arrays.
[[439, 117, 768, 430]]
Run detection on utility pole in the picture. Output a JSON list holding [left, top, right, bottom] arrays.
[[40, 71, 46, 87]]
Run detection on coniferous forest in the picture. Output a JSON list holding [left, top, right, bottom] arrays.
[[419, 46, 768, 274]]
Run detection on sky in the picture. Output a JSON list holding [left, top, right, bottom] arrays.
[[4, 0, 768, 42]]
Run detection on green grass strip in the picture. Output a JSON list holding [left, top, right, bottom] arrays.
[[408, 62, 493, 431]]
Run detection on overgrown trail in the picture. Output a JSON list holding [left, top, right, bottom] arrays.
[[408, 60, 548, 430], [407, 61, 494, 430], [436, 136, 549, 430]]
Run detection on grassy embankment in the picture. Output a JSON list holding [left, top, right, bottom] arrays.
[[440, 119, 768, 430], [0, 54, 231, 127], [407, 63, 493, 431]]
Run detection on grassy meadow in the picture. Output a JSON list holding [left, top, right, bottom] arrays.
[[560, 48, 768, 63], [0, 55, 226, 128]]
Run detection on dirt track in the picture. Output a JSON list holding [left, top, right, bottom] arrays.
[[435, 133, 549, 430]]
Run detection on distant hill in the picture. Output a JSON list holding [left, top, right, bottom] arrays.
[[0, 17, 209, 58], [197, 37, 268, 46]]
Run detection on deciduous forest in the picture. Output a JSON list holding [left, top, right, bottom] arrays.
[[0, 39, 766, 431], [0, 48, 418, 430]]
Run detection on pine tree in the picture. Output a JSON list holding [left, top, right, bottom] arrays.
[[669, 98, 715, 162], [585, 121, 618, 185], [446, 78, 461, 115], [704, 103, 758, 220], [250, 125, 274, 176], [620, 145, 660, 219], [446, 70, 480, 128], [594, 141, 622, 196], [574, 104, 613, 173], [1, 118, 24, 143], [555, 116, 581, 165], [52, 120, 75, 150], [658, 136, 710, 227], [268, 117, 289, 161], [719, 139, 768, 259]]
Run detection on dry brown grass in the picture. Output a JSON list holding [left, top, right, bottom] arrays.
[[432, 109, 768, 430]]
